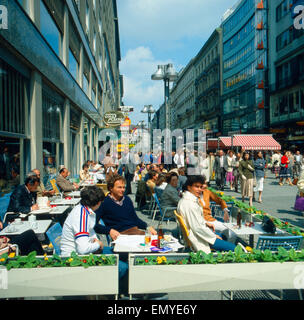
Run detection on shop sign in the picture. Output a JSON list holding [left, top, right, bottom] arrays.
[[103, 111, 125, 127]]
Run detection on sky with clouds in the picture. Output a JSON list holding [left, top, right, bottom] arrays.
[[117, 0, 235, 126]]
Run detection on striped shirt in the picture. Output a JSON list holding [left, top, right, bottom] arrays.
[[60, 204, 101, 257]]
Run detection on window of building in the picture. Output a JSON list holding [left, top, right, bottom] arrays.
[[93, 30, 96, 54], [42, 86, 62, 142], [99, 16, 103, 35], [40, 0, 62, 59], [42, 141, 57, 189], [0, 58, 27, 135], [0, 137, 21, 195], [69, 49, 79, 81], [86, 1, 90, 35], [83, 74, 89, 96]]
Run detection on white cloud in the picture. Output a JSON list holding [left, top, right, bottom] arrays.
[[120, 46, 180, 125], [117, 0, 234, 125]]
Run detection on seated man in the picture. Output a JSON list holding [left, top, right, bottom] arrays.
[[94, 175, 157, 238], [7, 174, 40, 216], [32, 169, 55, 197], [177, 175, 236, 254], [56, 167, 79, 193], [60, 186, 106, 256], [60, 185, 128, 287], [199, 177, 236, 242], [160, 172, 180, 218]]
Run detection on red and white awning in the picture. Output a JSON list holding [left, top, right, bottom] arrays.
[[233, 135, 281, 150], [219, 137, 233, 147]]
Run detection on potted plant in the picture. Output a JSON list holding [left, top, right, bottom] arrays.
[[128, 246, 304, 295], [0, 251, 119, 298]]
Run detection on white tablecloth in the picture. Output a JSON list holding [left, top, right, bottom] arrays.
[[112, 235, 184, 253]]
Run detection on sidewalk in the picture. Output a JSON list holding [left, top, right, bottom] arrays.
[[212, 171, 304, 229]]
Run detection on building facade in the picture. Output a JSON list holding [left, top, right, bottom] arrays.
[[193, 28, 222, 139], [268, 0, 304, 149], [0, 0, 122, 194], [170, 59, 196, 131], [221, 0, 268, 136]]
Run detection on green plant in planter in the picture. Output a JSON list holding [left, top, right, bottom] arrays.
[[0, 251, 117, 270], [135, 246, 304, 266]]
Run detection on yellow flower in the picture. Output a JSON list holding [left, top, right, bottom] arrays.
[[0, 258, 5, 262], [245, 246, 253, 253], [8, 252, 15, 258], [161, 256, 167, 262], [156, 257, 163, 264], [68, 258, 73, 263]]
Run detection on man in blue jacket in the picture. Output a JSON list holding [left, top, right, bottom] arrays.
[[94, 175, 157, 239]]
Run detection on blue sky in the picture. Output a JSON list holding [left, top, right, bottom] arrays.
[[117, 0, 235, 126]]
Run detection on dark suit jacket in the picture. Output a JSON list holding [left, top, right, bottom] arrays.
[[213, 156, 228, 174], [7, 185, 37, 214]]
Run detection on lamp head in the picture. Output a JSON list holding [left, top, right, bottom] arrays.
[[151, 65, 165, 80]]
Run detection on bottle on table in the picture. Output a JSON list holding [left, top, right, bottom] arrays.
[[157, 224, 164, 248], [237, 209, 242, 229]]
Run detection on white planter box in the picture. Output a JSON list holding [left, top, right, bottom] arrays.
[[0, 254, 119, 298], [129, 253, 304, 295]]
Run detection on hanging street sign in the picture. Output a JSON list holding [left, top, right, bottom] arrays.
[[103, 111, 125, 127]]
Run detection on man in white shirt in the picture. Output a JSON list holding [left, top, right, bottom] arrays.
[[61, 186, 105, 257], [177, 175, 236, 254], [294, 151, 303, 178]]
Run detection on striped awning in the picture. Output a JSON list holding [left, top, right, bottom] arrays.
[[219, 137, 233, 147], [233, 135, 281, 150]]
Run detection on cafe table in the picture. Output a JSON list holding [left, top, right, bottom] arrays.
[[67, 191, 81, 198], [223, 221, 286, 248], [0, 219, 52, 241], [79, 180, 97, 187], [31, 205, 70, 216], [50, 198, 80, 206], [112, 234, 184, 253]]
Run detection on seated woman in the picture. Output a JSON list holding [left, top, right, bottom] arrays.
[[79, 163, 90, 181], [177, 175, 236, 254], [146, 170, 159, 194], [154, 174, 167, 199]]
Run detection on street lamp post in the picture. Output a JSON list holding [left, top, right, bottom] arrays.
[[141, 105, 155, 148], [151, 64, 178, 129]]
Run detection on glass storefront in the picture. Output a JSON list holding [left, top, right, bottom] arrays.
[[0, 57, 29, 195]]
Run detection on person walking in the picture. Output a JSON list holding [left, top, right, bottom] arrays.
[[213, 150, 228, 191], [199, 152, 210, 184], [232, 152, 241, 192], [287, 151, 295, 181], [279, 151, 292, 186], [239, 152, 255, 206], [226, 150, 235, 191], [271, 151, 281, 178], [253, 151, 266, 203], [294, 150, 303, 179]]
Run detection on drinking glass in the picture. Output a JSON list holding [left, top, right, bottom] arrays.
[[144, 230, 152, 246]]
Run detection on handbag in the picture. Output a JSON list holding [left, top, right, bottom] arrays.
[[294, 195, 304, 211], [261, 215, 276, 234], [292, 178, 299, 185]]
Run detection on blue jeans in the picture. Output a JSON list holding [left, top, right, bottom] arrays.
[[210, 233, 236, 252], [102, 246, 128, 279]]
